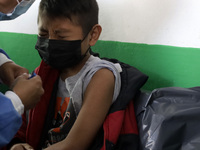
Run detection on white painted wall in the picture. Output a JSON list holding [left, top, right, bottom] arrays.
[[1, 0, 200, 48]]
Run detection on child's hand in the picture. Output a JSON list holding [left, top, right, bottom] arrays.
[[10, 143, 34, 150]]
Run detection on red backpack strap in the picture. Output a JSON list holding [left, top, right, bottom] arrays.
[[26, 61, 59, 149], [101, 110, 125, 150], [102, 101, 139, 150], [120, 101, 138, 135]]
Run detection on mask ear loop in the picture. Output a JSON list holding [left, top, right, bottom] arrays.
[[82, 47, 91, 57], [16, 0, 20, 4], [81, 30, 92, 57], [81, 30, 91, 43]]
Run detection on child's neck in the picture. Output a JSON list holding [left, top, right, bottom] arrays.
[[60, 54, 90, 81]]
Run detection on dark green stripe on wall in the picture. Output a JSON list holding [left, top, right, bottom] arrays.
[[1, 32, 200, 91]]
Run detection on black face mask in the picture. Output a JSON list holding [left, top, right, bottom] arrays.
[[35, 36, 90, 70]]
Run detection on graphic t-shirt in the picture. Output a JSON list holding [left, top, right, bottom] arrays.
[[45, 55, 122, 146], [46, 78, 76, 145]]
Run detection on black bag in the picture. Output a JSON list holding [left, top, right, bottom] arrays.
[[136, 87, 200, 150]]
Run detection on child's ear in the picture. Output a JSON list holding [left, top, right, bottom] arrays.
[[89, 24, 102, 46]]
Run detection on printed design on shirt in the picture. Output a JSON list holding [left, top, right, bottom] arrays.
[[47, 97, 76, 145]]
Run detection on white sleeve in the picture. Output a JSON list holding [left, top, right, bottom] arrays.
[[5, 91, 24, 115], [0, 53, 13, 83], [0, 53, 13, 66]]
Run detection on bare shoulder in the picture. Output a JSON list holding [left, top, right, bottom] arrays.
[[91, 68, 115, 83], [84, 68, 115, 104]]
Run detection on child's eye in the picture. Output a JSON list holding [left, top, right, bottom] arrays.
[[58, 36, 67, 39]]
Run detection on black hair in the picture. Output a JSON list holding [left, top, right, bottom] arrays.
[[39, 0, 99, 36]]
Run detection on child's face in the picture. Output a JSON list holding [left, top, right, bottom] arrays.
[[38, 15, 84, 41], [37, 14, 91, 69]]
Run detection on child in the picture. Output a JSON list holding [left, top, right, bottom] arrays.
[[9, 0, 147, 149], [11, 0, 121, 150]]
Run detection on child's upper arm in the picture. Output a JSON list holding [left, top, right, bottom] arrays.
[[60, 68, 115, 150]]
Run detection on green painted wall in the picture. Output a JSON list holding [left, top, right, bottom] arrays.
[[1, 32, 200, 91]]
